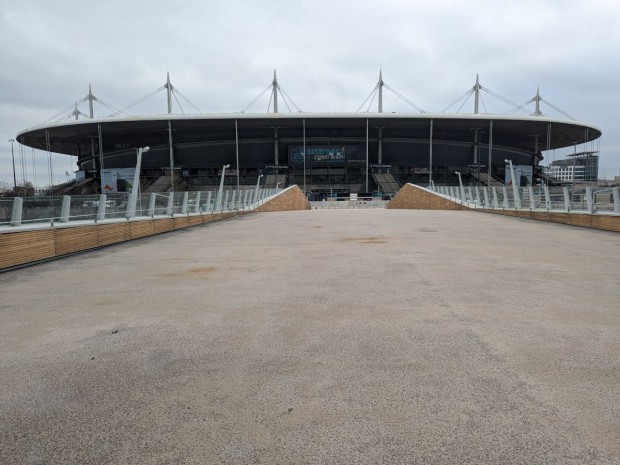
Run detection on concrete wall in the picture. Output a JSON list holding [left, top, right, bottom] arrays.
[[387, 184, 466, 210], [0, 211, 249, 271], [256, 186, 311, 212]]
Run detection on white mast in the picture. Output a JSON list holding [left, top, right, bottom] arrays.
[[272, 69, 278, 114]]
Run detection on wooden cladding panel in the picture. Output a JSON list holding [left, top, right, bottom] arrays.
[[0, 230, 56, 268], [55, 226, 99, 256], [153, 219, 174, 234], [97, 223, 128, 246], [173, 217, 190, 229], [1, 212, 249, 270], [188, 216, 203, 226], [592, 216, 620, 232], [128, 221, 155, 239]]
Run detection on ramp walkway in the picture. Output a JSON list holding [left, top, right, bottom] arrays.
[[1, 209, 618, 464], [372, 172, 400, 195]]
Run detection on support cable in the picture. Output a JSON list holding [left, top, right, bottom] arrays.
[[40, 103, 80, 125], [172, 87, 202, 113], [541, 98, 576, 120], [278, 86, 293, 113], [383, 83, 425, 112], [366, 92, 377, 113], [31, 148, 37, 190], [172, 91, 185, 114], [356, 83, 379, 112], [479, 91, 488, 113], [109, 85, 166, 117], [502, 98, 537, 116], [241, 83, 273, 113], [441, 88, 474, 113], [455, 92, 473, 113], [277, 85, 302, 112]]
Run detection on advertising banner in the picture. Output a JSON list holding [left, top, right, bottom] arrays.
[[289, 145, 348, 165], [101, 168, 135, 193], [505, 165, 533, 187]]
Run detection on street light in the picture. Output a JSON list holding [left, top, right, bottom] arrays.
[[504, 159, 521, 209], [8, 139, 17, 194], [216, 164, 230, 211], [127, 146, 150, 218], [454, 171, 465, 202], [254, 173, 264, 204]]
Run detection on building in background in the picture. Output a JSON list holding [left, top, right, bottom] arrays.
[[545, 151, 599, 183]]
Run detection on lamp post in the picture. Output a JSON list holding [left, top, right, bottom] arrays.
[[455, 171, 465, 202], [254, 173, 263, 204], [216, 164, 230, 211], [127, 146, 150, 218], [8, 139, 17, 194], [504, 159, 521, 209]]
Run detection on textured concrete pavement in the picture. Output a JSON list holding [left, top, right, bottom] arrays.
[[1, 210, 619, 464]]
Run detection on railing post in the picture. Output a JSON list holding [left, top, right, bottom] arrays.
[[514, 187, 522, 210], [127, 193, 137, 219], [502, 186, 509, 209], [563, 187, 571, 212], [613, 187, 620, 214], [60, 195, 71, 223], [474, 187, 481, 207], [543, 186, 551, 211], [166, 192, 174, 216], [230, 190, 237, 210], [148, 193, 156, 217], [586, 187, 594, 213], [181, 192, 188, 215], [223, 190, 230, 211], [205, 191, 212, 213], [528, 186, 536, 210], [194, 192, 201, 214], [97, 194, 107, 221], [466, 187, 472, 205], [243, 189, 249, 209], [483, 187, 490, 208], [10, 197, 23, 226], [492, 187, 499, 209]]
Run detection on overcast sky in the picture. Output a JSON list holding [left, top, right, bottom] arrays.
[[1, 0, 619, 187]]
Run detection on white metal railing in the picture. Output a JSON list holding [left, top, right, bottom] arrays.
[[309, 199, 388, 209], [0, 187, 284, 228], [429, 184, 620, 215]]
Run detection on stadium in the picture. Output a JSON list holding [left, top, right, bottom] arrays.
[[15, 73, 602, 199]]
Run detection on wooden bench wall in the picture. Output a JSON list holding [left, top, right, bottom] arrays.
[[0, 211, 248, 270]]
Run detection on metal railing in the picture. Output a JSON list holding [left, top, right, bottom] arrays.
[[0, 187, 283, 228], [429, 184, 620, 215]]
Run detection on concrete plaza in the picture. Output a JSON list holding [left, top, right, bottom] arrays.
[[1, 209, 619, 464]]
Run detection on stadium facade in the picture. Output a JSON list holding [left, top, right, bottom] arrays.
[[15, 74, 602, 198]]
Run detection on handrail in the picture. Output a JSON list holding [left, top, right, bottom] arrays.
[[0, 187, 285, 229]]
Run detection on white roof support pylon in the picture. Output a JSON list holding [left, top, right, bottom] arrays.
[[241, 70, 302, 114], [166, 72, 172, 114], [474, 74, 481, 114], [272, 69, 279, 114], [378, 70, 384, 113], [534, 87, 542, 116], [88, 85, 94, 119], [356, 70, 425, 113]]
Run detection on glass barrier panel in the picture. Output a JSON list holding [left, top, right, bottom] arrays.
[[21, 196, 64, 224], [0, 199, 14, 224]]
